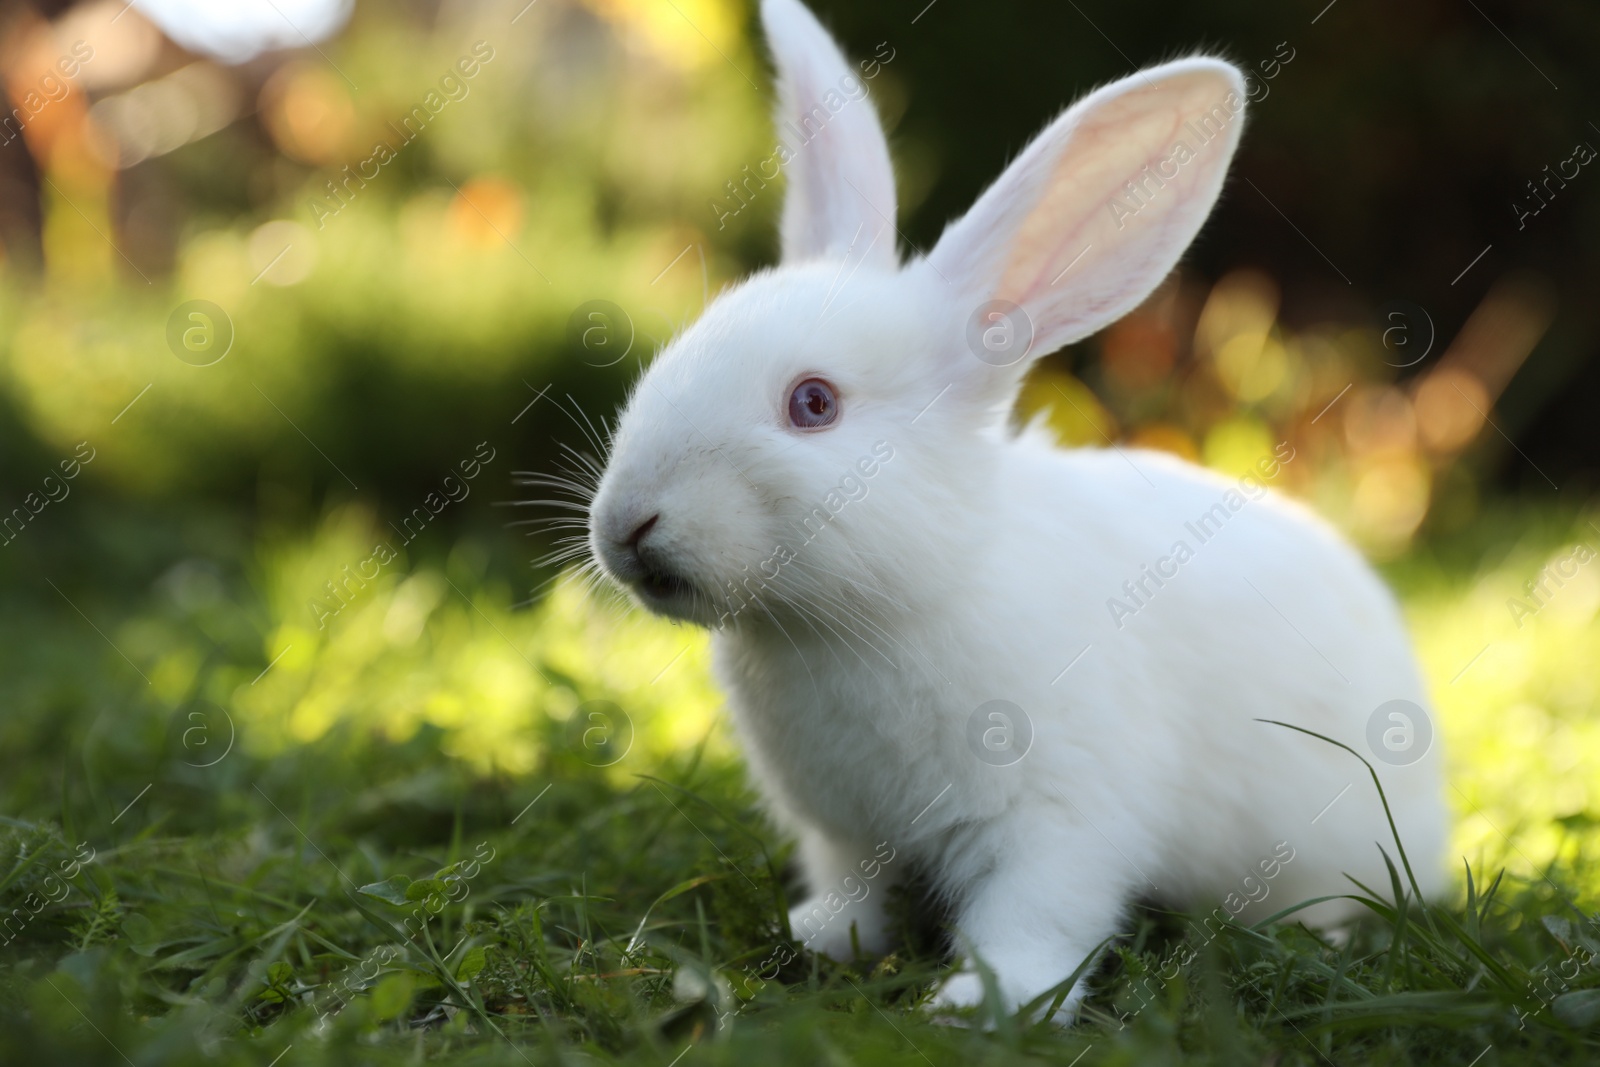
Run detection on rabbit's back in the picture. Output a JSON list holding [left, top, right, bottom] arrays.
[[985, 438, 1448, 916]]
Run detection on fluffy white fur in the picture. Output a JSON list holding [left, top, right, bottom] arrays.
[[587, 0, 1447, 1021]]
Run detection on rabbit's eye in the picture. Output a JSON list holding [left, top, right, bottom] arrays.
[[787, 377, 840, 430]]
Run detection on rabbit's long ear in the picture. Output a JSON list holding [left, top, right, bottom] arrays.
[[924, 58, 1245, 383], [761, 0, 897, 268]]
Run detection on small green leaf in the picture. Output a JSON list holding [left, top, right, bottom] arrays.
[[369, 972, 416, 1021], [405, 878, 447, 902], [455, 946, 486, 983], [120, 913, 160, 956], [1554, 990, 1600, 1029], [257, 961, 294, 1003], [358, 877, 413, 906]]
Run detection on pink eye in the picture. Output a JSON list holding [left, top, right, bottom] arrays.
[[787, 377, 840, 430]]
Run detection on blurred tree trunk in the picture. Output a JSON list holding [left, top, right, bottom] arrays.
[[0, 0, 77, 270]]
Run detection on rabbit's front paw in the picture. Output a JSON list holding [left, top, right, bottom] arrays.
[[926, 969, 1085, 1027], [787, 897, 885, 960], [926, 971, 986, 1025]]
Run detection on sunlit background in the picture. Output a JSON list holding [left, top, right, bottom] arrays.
[[1, 0, 1597, 904]]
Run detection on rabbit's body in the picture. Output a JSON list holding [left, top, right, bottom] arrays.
[[586, 0, 1448, 1020], [716, 431, 1446, 1007]]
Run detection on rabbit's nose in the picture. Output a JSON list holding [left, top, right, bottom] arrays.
[[595, 507, 664, 579], [625, 513, 660, 550]]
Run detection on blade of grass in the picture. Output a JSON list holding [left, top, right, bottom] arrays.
[[1256, 720, 1428, 910]]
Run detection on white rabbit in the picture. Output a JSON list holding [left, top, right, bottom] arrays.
[[585, 0, 1448, 1020]]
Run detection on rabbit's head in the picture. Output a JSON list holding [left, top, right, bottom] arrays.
[[589, 0, 1247, 628]]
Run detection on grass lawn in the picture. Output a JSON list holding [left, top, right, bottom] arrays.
[[2, 501, 1598, 1066]]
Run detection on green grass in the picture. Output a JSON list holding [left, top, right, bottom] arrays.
[[3, 504, 1600, 1066], [4, 757, 1599, 1067]]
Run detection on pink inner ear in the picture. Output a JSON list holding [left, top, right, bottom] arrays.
[[934, 63, 1246, 355], [999, 106, 1196, 310]]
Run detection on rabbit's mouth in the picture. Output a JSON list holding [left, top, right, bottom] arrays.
[[628, 565, 713, 625], [635, 568, 694, 605]]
